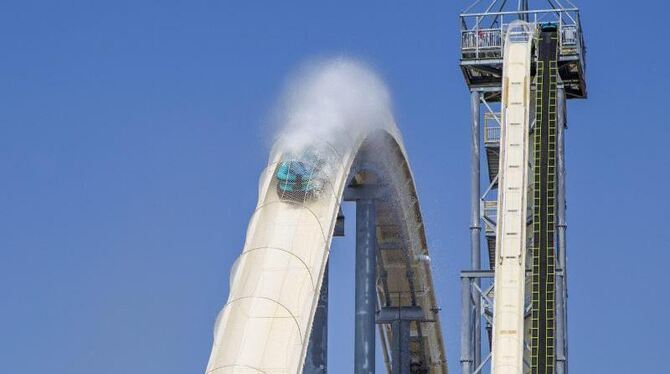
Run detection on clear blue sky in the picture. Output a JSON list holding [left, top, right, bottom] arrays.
[[2, 1, 668, 373]]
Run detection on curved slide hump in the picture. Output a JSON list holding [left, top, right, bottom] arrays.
[[205, 61, 446, 373], [491, 21, 534, 374]]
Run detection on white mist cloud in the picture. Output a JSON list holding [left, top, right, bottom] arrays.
[[271, 57, 397, 156]]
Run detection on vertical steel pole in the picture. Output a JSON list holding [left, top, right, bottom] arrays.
[[399, 320, 411, 374], [556, 87, 568, 374], [355, 199, 377, 374], [518, 0, 529, 21], [469, 90, 482, 369], [389, 319, 411, 374], [304, 263, 328, 373], [391, 321, 401, 374], [460, 276, 474, 374]]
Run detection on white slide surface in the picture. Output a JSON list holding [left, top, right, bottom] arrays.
[[204, 137, 359, 373], [204, 125, 447, 373], [491, 21, 534, 374]]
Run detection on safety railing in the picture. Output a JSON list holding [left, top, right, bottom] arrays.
[[560, 24, 579, 54], [460, 8, 584, 60], [461, 27, 505, 60], [482, 200, 498, 235], [461, 29, 503, 51], [484, 112, 501, 145], [561, 25, 578, 46]]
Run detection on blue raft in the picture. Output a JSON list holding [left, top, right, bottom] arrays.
[[276, 154, 324, 198]]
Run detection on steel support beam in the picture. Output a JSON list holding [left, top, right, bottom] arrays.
[[519, 0, 530, 20], [355, 198, 377, 374], [377, 306, 425, 323], [556, 86, 569, 374], [377, 306, 424, 374], [460, 276, 474, 374], [304, 205, 347, 374], [334, 208, 345, 237], [469, 90, 482, 369], [390, 320, 411, 374], [461, 270, 495, 279], [304, 263, 329, 373]]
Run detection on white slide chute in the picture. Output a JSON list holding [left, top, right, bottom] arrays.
[[490, 21, 534, 374], [205, 60, 447, 373]]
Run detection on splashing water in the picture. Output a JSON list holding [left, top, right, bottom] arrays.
[[271, 57, 397, 157], [267, 57, 400, 199]]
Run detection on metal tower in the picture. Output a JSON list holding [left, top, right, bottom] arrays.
[[459, 1, 586, 373]]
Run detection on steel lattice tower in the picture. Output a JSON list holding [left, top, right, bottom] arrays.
[[458, 1, 587, 373]]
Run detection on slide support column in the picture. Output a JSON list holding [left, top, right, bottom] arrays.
[[355, 198, 377, 374], [391, 320, 411, 374], [469, 90, 482, 369], [377, 307, 423, 374], [556, 87, 568, 374], [460, 276, 474, 374], [303, 263, 329, 373]]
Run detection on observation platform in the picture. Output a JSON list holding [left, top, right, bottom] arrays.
[[459, 8, 587, 99]]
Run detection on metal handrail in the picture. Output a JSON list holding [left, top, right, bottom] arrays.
[[561, 25, 578, 46], [461, 28, 503, 50], [460, 8, 580, 32], [484, 125, 500, 144], [460, 8, 579, 18], [460, 15, 583, 60], [484, 112, 501, 144]]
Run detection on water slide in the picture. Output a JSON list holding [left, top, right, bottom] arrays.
[[491, 22, 534, 374], [204, 63, 447, 373]]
